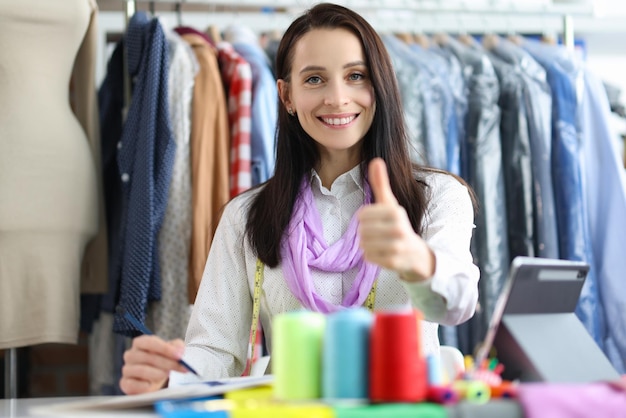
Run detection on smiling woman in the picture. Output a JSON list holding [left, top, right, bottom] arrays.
[[277, 28, 376, 180], [120, 2, 480, 395]]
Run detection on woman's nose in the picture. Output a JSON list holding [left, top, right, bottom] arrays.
[[323, 80, 350, 106]]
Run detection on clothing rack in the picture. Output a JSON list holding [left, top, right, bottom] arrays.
[[116, 0, 586, 37], [4, 348, 17, 399], [123, 0, 135, 114], [116, 0, 579, 100]]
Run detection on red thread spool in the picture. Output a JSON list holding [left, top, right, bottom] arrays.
[[369, 309, 427, 403]]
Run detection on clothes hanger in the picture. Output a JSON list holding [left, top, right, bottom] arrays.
[[457, 33, 476, 47], [207, 25, 223, 43], [414, 32, 431, 49], [432, 32, 450, 47], [540, 33, 557, 45], [395, 32, 414, 45], [174, 2, 182, 27], [482, 33, 500, 51]]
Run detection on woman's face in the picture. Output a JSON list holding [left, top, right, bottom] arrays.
[[279, 28, 376, 161]]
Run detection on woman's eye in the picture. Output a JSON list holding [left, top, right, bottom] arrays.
[[305, 76, 322, 84], [349, 73, 365, 81]]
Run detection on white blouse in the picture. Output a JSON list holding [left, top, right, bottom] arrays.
[[170, 165, 479, 385]]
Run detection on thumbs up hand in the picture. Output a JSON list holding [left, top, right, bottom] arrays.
[[357, 158, 435, 282]]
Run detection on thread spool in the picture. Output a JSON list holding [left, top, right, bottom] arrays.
[[225, 385, 273, 403], [452, 380, 491, 404], [426, 385, 459, 405], [273, 311, 325, 401], [490, 381, 517, 398], [232, 403, 333, 418], [334, 403, 446, 418], [426, 354, 443, 386], [322, 308, 374, 401], [369, 308, 427, 403]]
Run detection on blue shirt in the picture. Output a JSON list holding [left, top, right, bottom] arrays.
[[580, 69, 626, 373], [100, 12, 176, 336], [523, 39, 607, 355]]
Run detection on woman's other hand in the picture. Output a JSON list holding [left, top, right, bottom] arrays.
[[120, 335, 189, 395]]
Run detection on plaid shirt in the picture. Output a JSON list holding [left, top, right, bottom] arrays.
[[217, 42, 253, 197]]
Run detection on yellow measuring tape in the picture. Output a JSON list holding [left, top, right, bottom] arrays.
[[243, 259, 377, 376]]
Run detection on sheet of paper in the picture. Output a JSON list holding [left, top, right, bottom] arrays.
[[29, 375, 274, 415]]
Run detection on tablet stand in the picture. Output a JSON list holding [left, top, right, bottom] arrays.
[[495, 312, 620, 383]]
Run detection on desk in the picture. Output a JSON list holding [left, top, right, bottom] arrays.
[[0, 397, 524, 418], [0, 397, 157, 417]]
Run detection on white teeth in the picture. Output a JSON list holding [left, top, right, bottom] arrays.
[[323, 116, 355, 125]]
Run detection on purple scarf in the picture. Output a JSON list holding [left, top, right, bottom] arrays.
[[281, 177, 381, 313]]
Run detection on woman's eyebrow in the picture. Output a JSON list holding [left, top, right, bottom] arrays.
[[299, 61, 366, 75], [299, 65, 325, 75]]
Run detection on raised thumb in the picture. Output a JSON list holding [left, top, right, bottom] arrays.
[[368, 158, 398, 205]]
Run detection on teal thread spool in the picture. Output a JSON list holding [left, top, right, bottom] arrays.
[[273, 310, 325, 401], [322, 308, 374, 401]]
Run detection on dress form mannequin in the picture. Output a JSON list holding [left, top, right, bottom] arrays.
[[0, 0, 107, 355]]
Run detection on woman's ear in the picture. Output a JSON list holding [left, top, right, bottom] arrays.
[[277, 79, 291, 110]]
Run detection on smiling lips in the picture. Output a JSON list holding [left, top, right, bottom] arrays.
[[320, 114, 357, 126]]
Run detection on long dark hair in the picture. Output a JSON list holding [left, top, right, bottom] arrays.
[[246, 3, 431, 267]]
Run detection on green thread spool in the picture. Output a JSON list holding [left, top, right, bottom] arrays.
[[273, 310, 325, 401]]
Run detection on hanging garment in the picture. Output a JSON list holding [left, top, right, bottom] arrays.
[[410, 43, 461, 175], [382, 35, 428, 165], [488, 51, 535, 259], [176, 31, 231, 303], [225, 25, 278, 186], [99, 12, 176, 336], [430, 44, 468, 178], [0, 0, 107, 349], [489, 38, 559, 260], [80, 32, 126, 335], [440, 36, 509, 355], [146, 30, 197, 340], [580, 69, 626, 373], [215, 41, 253, 197], [384, 35, 448, 170], [523, 39, 606, 354]]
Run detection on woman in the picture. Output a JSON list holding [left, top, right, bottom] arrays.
[[120, 2, 479, 395]]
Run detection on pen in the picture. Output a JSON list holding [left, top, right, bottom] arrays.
[[117, 306, 202, 378]]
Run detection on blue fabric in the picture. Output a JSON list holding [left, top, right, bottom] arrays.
[[81, 40, 126, 333], [489, 39, 560, 260], [580, 69, 626, 373], [523, 39, 606, 353], [101, 12, 175, 336], [383, 35, 447, 170], [487, 51, 535, 259], [409, 44, 460, 175], [441, 37, 509, 355], [231, 41, 277, 186], [381, 36, 427, 165], [430, 45, 468, 178], [429, 44, 466, 350]]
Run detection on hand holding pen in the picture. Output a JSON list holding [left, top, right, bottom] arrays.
[[118, 307, 201, 395]]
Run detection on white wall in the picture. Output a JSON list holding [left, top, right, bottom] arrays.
[[584, 33, 626, 106]]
